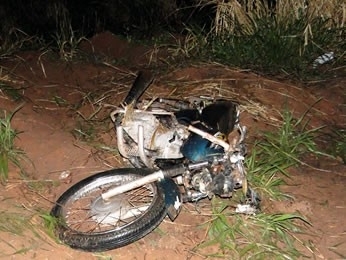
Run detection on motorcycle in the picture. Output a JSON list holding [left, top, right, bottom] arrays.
[[50, 71, 260, 252]]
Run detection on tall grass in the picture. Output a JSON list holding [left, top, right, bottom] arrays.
[[177, 0, 345, 78], [203, 199, 308, 259], [0, 106, 25, 185], [0, 28, 40, 58], [49, 2, 88, 61], [202, 108, 323, 258], [248, 107, 325, 198], [212, 0, 345, 36], [323, 128, 346, 164]]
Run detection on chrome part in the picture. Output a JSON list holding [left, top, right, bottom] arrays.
[[91, 195, 149, 224], [138, 125, 151, 167], [102, 170, 165, 201]]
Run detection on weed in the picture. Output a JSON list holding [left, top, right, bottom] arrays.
[[0, 211, 34, 235], [25, 179, 59, 193], [0, 28, 40, 58], [203, 107, 323, 257], [175, 0, 345, 79], [201, 198, 308, 259], [0, 105, 26, 185], [325, 128, 346, 164], [0, 68, 26, 101], [246, 147, 289, 200], [52, 25, 88, 61], [50, 2, 88, 61], [169, 27, 208, 59], [39, 211, 60, 241], [258, 109, 323, 166], [210, 16, 343, 78], [73, 120, 98, 142], [52, 95, 68, 107], [246, 107, 325, 200], [0, 203, 59, 255], [0, 83, 24, 101]]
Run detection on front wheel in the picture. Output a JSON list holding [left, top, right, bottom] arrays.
[[51, 168, 167, 252]]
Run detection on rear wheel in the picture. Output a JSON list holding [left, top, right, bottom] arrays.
[[51, 168, 167, 252]]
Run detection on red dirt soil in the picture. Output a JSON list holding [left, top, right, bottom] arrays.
[[0, 32, 345, 259]]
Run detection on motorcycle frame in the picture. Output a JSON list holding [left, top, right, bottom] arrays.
[[102, 109, 247, 202]]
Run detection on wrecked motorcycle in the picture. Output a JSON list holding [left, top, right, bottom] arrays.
[[51, 71, 260, 252]]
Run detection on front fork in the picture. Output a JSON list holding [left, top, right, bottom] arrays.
[[101, 165, 186, 220]]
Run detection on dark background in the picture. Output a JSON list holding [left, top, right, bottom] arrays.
[[0, 0, 218, 40]]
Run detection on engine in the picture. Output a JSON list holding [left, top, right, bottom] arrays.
[[186, 155, 245, 200]]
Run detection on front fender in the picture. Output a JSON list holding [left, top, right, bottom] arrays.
[[158, 178, 182, 221]]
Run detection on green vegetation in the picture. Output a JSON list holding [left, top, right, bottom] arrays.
[[202, 108, 324, 258], [0, 83, 24, 102], [247, 107, 325, 198], [203, 200, 308, 259], [0, 1, 343, 257], [0, 106, 25, 185], [0, 206, 58, 256], [0, 211, 35, 235], [49, 2, 88, 61], [181, 0, 344, 79], [325, 128, 346, 164], [0, 28, 40, 58], [39, 211, 61, 241], [1, 1, 343, 77]]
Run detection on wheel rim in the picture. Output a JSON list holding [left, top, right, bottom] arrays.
[[61, 174, 156, 233]]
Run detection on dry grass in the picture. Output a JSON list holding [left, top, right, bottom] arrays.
[[0, 66, 27, 103], [138, 64, 282, 125], [0, 67, 25, 86], [209, 0, 345, 36]]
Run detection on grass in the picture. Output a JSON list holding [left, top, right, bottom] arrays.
[[257, 109, 324, 161], [68, 86, 125, 164], [210, 17, 344, 79], [72, 90, 111, 143], [39, 211, 61, 241], [0, 68, 26, 101], [72, 118, 122, 167], [324, 128, 346, 164], [0, 211, 35, 235], [73, 120, 99, 142], [0, 211, 36, 256], [0, 105, 26, 185], [46, 2, 89, 61], [201, 199, 309, 259], [247, 107, 325, 199], [51, 23, 88, 62], [201, 107, 324, 258], [245, 147, 288, 200], [0, 28, 40, 58], [0, 2, 342, 256], [0, 205, 59, 256], [2, 1, 343, 78], [169, 0, 345, 79], [0, 83, 24, 101]]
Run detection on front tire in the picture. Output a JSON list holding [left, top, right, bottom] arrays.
[[51, 168, 167, 252]]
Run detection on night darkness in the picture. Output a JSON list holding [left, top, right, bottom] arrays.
[[0, 0, 216, 41]]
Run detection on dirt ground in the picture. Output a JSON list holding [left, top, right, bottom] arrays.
[[0, 32, 345, 260]]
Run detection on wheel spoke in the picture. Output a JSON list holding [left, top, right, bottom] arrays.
[[51, 169, 167, 251], [61, 174, 157, 233]]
